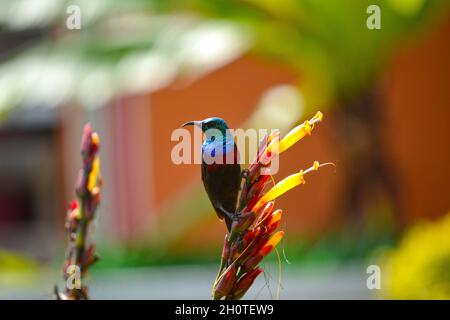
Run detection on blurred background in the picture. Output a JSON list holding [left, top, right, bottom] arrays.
[[0, 0, 449, 299]]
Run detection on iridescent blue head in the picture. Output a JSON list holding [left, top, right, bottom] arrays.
[[183, 117, 233, 144], [182, 117, 238, 167], [182, 117, 229, 135]]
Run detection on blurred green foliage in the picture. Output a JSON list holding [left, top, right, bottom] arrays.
[[1, 0, 448, 111], [92, 224, 396, 269], [155, 0, 449, 108]]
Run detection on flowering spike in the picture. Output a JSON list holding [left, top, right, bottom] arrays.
[[55, 124, 102, 300], [210, 111, 331, 300]]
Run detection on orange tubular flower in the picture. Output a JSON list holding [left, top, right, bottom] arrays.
[[260, 231, 285, 255], [279, 111, 323, 153], [212, 111, 333, 300]]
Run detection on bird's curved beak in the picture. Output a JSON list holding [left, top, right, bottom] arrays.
[[181, 120, 201, 127]]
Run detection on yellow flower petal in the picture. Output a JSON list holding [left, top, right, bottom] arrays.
[[266, 230, 284, 248], [267, 209, 283, 227], [88, 156, 100, 193], [252, 160, 333, 212], [253, 171, 305, 212], [279, 111, 323, 153], [260, 231, 285, 256]]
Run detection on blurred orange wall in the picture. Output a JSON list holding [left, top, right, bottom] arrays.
[[381, 12, 450, 224]]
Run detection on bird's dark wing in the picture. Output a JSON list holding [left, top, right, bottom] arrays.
[[201, 162, 241, 224]]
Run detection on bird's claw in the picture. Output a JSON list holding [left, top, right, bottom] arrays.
[[241, 169, 249, 179], [217, 203, 237, 221]]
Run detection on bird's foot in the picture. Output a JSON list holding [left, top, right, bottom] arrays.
[[217, 203, 237, 222], [241, 169, 249, 180]]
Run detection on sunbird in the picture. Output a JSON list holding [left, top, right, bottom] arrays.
[[182, 117, 242, 231]]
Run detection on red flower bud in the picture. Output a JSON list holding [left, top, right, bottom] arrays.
[[231, 267, 263, 299], [221, 234, 230, 262], [231, 211, 256, 235], [214, 265, 237, 299], [255, 201, 275, 225], [241, 253, 264, 273]]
